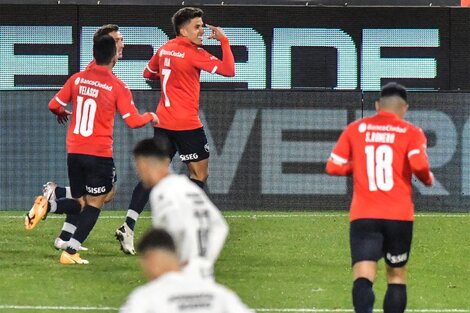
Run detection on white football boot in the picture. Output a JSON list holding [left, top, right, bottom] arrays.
[[115, 223, 136, 255]]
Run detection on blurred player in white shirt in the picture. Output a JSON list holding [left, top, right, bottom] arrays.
[[132, 138, 229, 279], [120, 228, 251, 313]]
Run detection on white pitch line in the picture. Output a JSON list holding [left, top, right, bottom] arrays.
[[0, 213, 469, 219], [0, 305, 116, 311], [254, 308, 470, 313], [0, 306, 468, 312]]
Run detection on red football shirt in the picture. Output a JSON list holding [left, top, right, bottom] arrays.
[[144, 36, 235, 130], [327, 111, 432, 221], [49, 65, 154, 158]]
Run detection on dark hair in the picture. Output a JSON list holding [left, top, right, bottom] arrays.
[[133, 137, 170, 160], [380, 82, 407, 102], [93, 35, 117, 65], [171, 7, 203, 36], [137, 228, 176, 254], [93, 24, 119, 43]]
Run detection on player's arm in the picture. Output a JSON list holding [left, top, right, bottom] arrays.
[[408, 128, 433, 186], [143, 51, 160, 81], [193, 25, 235, 77], [48, 76, 73, 124], [206, 200, 229, 264], [117, 85, 159, 128], [326, 127, 353, 176]]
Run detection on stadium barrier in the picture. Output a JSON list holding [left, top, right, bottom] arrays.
[[1, 90, 469, 212], [2, 4, 470, 211]]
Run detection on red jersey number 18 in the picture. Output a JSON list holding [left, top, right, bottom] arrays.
[[73, 96, 97, 137], [365, 145, 394, 192]]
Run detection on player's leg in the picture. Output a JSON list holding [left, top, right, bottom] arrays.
[[43, 181, 73, 201], [350, 219, 383, 313], [382, 220, 413, 313], [187, 159, 208, 188], [41, 182, 84, 250], [24, 155, 85, 230], [116, 128, 175, 255], [176, 127, 210, 189], [60, 155, 115, 265]]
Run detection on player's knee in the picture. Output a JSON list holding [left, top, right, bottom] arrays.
[[104, 187, 116, 203], [385, 265, 407, 284], [189, 170, 208, 183]]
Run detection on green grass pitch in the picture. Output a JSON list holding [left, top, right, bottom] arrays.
[[0, 211, 469, 312]]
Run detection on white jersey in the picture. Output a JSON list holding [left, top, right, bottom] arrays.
[[150, 175, 229, 278], [120, 272, 252, 313]]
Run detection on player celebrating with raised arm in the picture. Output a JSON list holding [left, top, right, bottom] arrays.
[[120, 229, 250, 313], [132, 138, 229, 279], [24, 35, 158, 265], [326, 83, 433, 313], [115, 7, 235, 255]]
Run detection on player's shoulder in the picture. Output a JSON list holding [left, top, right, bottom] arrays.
[[151, 175, 192, 198], [401, 118, 424, 134]]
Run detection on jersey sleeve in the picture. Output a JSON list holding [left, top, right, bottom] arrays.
[[48, 76, 74, 115], [191, 37, 235, 77], [326, 125, 353, 176], [150, 188, 187, 258], [205, 196, 229, 264], [143, 51, 160, 81], [116, 84, 154, 129], [407, 127, 433, 186]]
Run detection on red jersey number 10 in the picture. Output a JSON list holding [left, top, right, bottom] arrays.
[[365, 145, 394, 192], [73, 96, 97, 137]]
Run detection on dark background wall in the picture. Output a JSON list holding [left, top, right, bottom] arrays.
[[1, 5, 469, 211]]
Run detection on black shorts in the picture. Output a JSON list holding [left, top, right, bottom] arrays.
[[67, 153, 116, 198], [350, 219, 413, 268], [153, 127, 209, 163]]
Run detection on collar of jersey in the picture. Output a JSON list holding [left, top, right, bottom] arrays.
[[88, 64, 112, 73]]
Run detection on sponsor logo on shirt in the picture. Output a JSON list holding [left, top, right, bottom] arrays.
[[160, 49, 185, 58], [359, 123, 408, 133], [180, 153, 199, 161], [86, 185, 106, 194], [80, 78, 113, 91]]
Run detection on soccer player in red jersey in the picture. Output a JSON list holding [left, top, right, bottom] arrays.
[[326, 83, 433, 313], [115, 7, 235, 255], [41, 25, 125, 251], [25, 35, 158, 265]]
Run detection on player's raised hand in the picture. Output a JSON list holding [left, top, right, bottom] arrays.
[[206, 24, 226, 41], [57, 110, 71, 125], [150, 112, 160, 127]]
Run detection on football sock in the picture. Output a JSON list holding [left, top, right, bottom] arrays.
[[125, 182, 150, 231], [190, 178, 205, 189], [48, 199, 81, 215], [59, 214, 80, 241], [66, 205, 100, 254], [352, 278, 375, 313], [55, 186, 72, 199], [383, 284, 407, 313]]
